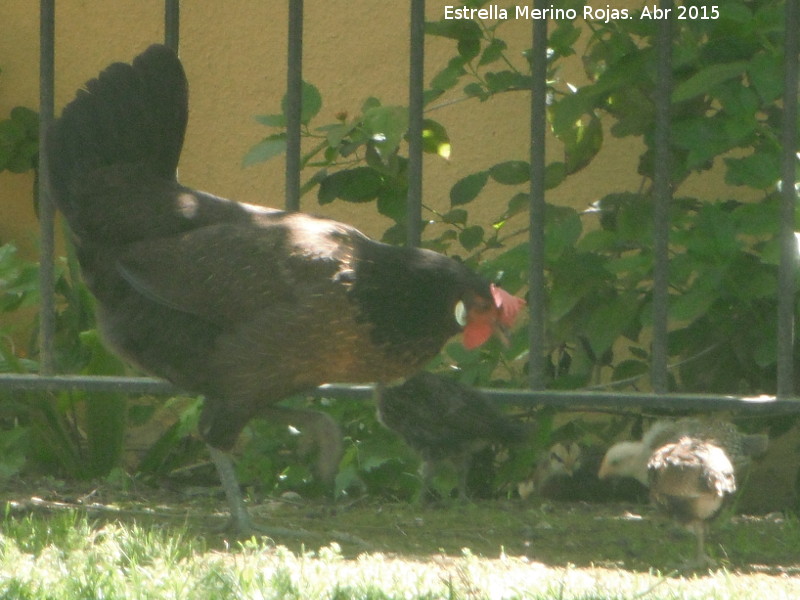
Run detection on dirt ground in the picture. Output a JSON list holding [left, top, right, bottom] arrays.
[[2, 477, 798, 576]]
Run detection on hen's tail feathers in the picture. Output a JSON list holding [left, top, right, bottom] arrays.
[[45, 45, 187, 233]]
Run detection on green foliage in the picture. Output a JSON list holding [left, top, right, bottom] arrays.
[[0, 244, 40, 366], [232, 395, 423, 502], [0, 242, 132, 479], [0, 106, 38, 174]]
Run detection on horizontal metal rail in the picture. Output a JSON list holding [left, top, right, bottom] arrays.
[[3, 374, 798, 414]]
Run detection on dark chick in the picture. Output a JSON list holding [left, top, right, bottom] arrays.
[[377, 372, 529, 501], [525, 442, 647, 503], [45, 45, 525, 534]]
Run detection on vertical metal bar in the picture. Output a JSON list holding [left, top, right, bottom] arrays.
[[285, 0, 304, 212], [38, 0, 56, 376], [650, 0, 673, 394], [406, 0, 425, 248], [777, 0, 799, 398], [164, 0, 180, 52], [528, 0, 547, 390]]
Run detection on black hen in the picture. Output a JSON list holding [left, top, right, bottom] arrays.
[[377, 372, 528, 500], [45, 45, 524, 533]]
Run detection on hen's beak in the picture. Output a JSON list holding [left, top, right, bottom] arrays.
[[492, 319, 512, 347], [458, 285, 526, 350]]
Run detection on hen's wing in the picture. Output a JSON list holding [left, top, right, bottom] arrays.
[[114, 215, 360, 325]]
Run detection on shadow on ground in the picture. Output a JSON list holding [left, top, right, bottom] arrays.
[[2, 477, 798, 576]]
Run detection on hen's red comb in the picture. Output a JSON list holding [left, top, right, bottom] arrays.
[[490, 284, 526, 326]]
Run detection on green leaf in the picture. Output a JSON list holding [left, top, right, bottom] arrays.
[[550, 89, 597, 140], [442, 208, 468, 225], [565, 115, 603, 174], [450, 171, 488, 206], [724, 152, 780, 190], [242, 133, 287, 167], [458, 38, 481, 61], [421, 119, 451, 159], [423, 88, 445, 106], [612, 359, 649, 383], [463, 82, 488, 100], [544, 205, 582, 261], [576, 229, 616, 253], [318, 122, 357, 149], [732, 197, 778, 236], [484, 70, 530, 93], [544, 162, 567, 190], [478, 38, 507, 66], [459, 226, 485, 251], [361, 97, 381, 113], [549, 21, 580, 58], [549, 251, 611, 321], [585, 296, 632, 359], [499, 192, 529, 221], [430, 56, 467, 91], [282, 80, 322, 125], [10, 106, 38, 134], [748, 51, 783, 103], [0, 428, 27, 483], [671, 116, 735, 170], [671, 61, 748, 103], [318, 167, 384, 204], [605, 253, 652, 275], [669, 277, 720, 323], [381, 223, 408, 246], [363, 105, 408, 156], [424, 19, 483, 40], [485, 243, 529, 289], [489, 160, 530, 185], [608, 88, 654, 138], [254, 113, 286, 127], [725, 255, 776, 301], [377, 185, 407, 222], [0, 107, 39, 174]]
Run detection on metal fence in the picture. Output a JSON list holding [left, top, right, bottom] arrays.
[[1, 0, 800, 416]]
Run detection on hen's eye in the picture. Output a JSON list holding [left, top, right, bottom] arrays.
[[454, 300, 467, 326]]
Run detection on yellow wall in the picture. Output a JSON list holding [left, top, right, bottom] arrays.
[[1, 1, 753, 261]]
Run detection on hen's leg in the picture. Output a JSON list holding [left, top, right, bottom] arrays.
[[207, 445, 309, 537], [207, 445, 253, 533]]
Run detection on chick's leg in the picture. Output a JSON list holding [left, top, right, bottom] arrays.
[[690, 520, 715, 569]]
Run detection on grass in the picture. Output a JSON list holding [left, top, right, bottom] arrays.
[[0, 494, 799, 600]]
